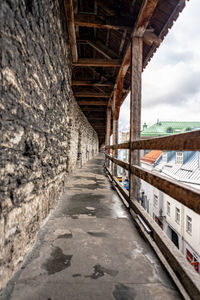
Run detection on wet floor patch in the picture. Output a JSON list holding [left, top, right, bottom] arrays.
[[87, 232, 108, 238], [57, 233, 72, 239], [72, 273, 82, 277], [85, 264, 118, 279], [113, 283, 137, 300], [73, 183, 104, 190], [42, 247, 72, 275]]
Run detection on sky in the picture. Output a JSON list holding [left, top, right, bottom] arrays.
[[119, 0, 200, 132]]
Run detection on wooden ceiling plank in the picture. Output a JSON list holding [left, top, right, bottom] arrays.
[[72, 81, 113, 87], [86, 40, 119, 59], [95, 0, 115, 16], [78, 100, 108, 106], [74, 14, 131, 31], [64, 0, 78, 62], [75, 92, 110, 98], [73, 58, 121, 67]]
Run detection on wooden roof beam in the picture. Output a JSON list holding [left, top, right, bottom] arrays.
[[72, 81, 113, 87], [78, 100, 108, 106], [112, 0, 159, 119], [74, 92, 110, 98], [74, 14, 131, 31], [95, 0, 115, 16], [83, 40, 119, 59], [143, 30, 161, 46], [64, 0, 78, 62], [73, 59, 121, 67]]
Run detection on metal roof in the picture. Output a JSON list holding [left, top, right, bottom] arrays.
[[141, 121, 200, 137], [155, 151, 200, 185]]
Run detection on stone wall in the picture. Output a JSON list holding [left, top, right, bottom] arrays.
[[0, 0, 98, 289]]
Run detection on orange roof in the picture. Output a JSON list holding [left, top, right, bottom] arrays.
[[141, 150, 162, 164]]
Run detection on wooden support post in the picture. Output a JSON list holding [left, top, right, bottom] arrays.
[[112, 118, 118, 176], [129, 37, 143, 201], [112, 90, 119, 176], [105, 107, 111, 168]]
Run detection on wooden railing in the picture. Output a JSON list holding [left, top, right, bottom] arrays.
[[104, 129, 200, 300]]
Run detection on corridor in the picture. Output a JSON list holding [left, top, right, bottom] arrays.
[[0, 154, 182, 300]]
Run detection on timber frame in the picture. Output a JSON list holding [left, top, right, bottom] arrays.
[[64, 1, 200, 299], [64, 0, 186, 146]]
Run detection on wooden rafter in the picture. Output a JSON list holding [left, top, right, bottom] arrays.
[[73, 59, 121, 67], [74, 92, 110, 98], [74, 14, 131, 31], [83, 40, 119, 59], [112, 0, 159, 120], [72, 81, 113, 87], [95, 0, 115, 16], [78, 100, 108, 106], [64, 0, 78, 62]]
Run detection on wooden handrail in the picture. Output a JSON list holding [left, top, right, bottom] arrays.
[[105, 130, 200, 150], [105, 154, 200, 215]]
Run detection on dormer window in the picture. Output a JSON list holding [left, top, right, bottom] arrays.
[[176, 152, 183, 164], [167, 127, 173, 133], [162, 152, 168, 163]]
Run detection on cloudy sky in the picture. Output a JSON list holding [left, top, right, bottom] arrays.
[[119, 0, 200, 132]]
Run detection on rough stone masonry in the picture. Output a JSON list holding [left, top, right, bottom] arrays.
[[0, 0, 99, 289]]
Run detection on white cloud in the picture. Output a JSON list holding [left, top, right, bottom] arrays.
[[119, 0, 200, 131]]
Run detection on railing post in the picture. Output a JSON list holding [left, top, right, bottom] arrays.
[[129, 36, 143, 201], [105, 106, 111, 168]]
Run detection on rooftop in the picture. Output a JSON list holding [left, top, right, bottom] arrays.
[[141, 121, 200, 137]]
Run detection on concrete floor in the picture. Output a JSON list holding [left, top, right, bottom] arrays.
[[0, 154, 182, 300]]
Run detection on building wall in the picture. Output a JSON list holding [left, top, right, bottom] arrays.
[[0, 0, 98, 289]]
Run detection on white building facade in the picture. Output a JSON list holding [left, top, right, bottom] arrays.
[[140, 151, 200, 274]]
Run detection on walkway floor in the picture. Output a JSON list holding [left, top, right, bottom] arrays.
[[1, 154, 182, 300]]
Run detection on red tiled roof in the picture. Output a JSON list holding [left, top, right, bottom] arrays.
[[141, 150, 162, 164]]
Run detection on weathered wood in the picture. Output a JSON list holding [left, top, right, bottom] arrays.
[[74, 14, 131, 31], [112, 116, 119, 176], [143, 30, 161, 46], [112, 0, 158, 120], [84, 40, 119, 59], [64, 0, 78, 62], [95, 0, 115, 16], [105, 107, 111, 146], [81, 107, 106, 111], [78, 100, 107, 106], [129, 36, 143, 201], [75, 92, 110, 98], [72, 81, 113, 87], [105, 142, 130, 150], [105, 130, 200, 151], [105, 154, 200, 215], [105, 107, 111, 168], [113, 46, 131, 120], [143, 0, 185, 68], [135, 0, 159, 37], [132, 130, 200, 150], [73, 59, 121, 67]]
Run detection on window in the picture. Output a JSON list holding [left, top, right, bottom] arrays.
[[186, 216, 192, 235], [167, 202, 170, 216], [167, 127, 173, 133], [162, 152, 168, 163], [176, 152, 183, 164], [175, 207, 180, 224], [153, 195, 158, 207]]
